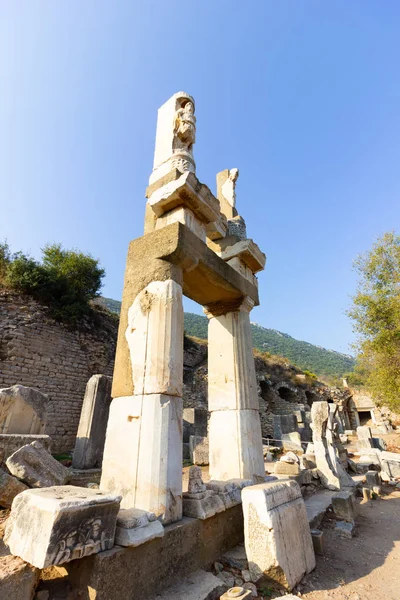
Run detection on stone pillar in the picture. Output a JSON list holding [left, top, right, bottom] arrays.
[[101, 279, 184, 524], [72, 374, 112, 470], [206, 298, 265, 480]]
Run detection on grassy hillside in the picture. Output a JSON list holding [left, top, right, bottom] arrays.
[[99, 297, 355, 378]]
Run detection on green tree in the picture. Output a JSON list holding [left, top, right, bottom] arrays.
[[348, 231, 400, 409], [4, 242, 105, 323]]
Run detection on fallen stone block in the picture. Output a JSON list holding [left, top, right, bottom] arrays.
[[149, 569, 227, 600], [115, 507, 164, 547], [380, 451, 400, 478], [0, 468, 28, 509], [335, 520, 355, 539], [6, 441, 70, 488], [282, 432, 303, 453], [274, 461, 300, 476], [0, 554, 40, 600], [0, 434, 51, 467], [242, 480, 315, 590], [332, 491, 356, 523], [4, 486, 121, 568]]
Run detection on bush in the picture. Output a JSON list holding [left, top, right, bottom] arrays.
[[3, 242, 105, 323]]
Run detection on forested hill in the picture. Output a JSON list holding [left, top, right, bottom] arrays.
[[99, 298, 355, 378]]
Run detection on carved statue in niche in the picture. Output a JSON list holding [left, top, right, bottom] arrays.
[[221, 168, 239, 207], [174, 100, 196, 151]]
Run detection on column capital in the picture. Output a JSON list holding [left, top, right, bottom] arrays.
[[203, 296, 254, 318]]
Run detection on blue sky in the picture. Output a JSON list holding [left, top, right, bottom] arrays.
[[1, 1, 399, 354]]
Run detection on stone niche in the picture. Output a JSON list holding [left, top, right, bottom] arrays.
[[0, 385, 48, 435]]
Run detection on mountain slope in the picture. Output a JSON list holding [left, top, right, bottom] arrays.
[[99, 297, 355, 378]]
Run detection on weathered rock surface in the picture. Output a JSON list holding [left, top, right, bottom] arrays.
[[242, 480, 315, 590], [0, 468, 28, 508], [6, 441, 70, 488], [5, 486, 121, 568], [0, 554, 40, 600], [115, 507, 164, 547]]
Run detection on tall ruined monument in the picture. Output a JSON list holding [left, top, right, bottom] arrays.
[[100, 92, 267, 524]]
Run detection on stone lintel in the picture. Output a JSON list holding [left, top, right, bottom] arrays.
[[147, 171, 220, 224], [209, 236, 266, 274], [113, 223, 259, 398]]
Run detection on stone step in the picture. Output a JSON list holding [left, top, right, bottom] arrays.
[[304, 490, 335, 529], [150, 569, 227, 600]]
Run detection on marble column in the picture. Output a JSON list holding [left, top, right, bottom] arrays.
[[101, 279, 184, 524], [206, 297, 265, 480]]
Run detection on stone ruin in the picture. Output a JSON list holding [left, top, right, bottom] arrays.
[[3, 91, 398, 600]]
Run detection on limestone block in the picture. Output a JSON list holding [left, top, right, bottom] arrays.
[[0, 434, 52, 467], [0, 468, 28, 509], [365, 470, 381, 487], [332, 491, 356, 523], [72, 374, 112, 470], [4, 486, 121, 568], [100, 394, 182, 524], [380, 451, 400, 478], [206, 214, 228, 241], [274, 462, 300, 476], [310, 529, 324, 556], [335, 520, 355, 539], [148, 171, 220, 224], [242, 480, 315, 590], [211, 238, 266, 274], [6, 441, 70, 488], [282, 432, 303, 452], [155, 207, 206, 242], [357, 426, 372, 439], [0, 385, 48, 435], [226, 257, 257, 286], [115, 508, 164, 547], [125, 279, 184, 397], [209, 409, 265, 480], [189, 435, 209, 466], [206, 480, 242, 508], [0, 554, 40, 600], [207, 307, 259, 411]]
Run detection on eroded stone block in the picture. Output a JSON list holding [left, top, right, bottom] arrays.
[[5, 486, 121, 568], [6, 441, 69, 488], [189, 435, 209, 466], [274, 462, 300, 476], [242, 480, 315, 590], [115, 508, 164, 547], [0, 554, 40, 600], [332, 491, 356, 523], [183, 466, 225, 519]]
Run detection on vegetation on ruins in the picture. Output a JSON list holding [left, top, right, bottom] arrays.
[[348, 231, 400, 410], [0, 241, 105, 323]]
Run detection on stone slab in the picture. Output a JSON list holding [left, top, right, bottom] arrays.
[[189, 435, 209, 465], [4, 486, 121, 568], [148, 569, 227, 600], [380, 451, 400, 478], [242, 480, 315, 590], [0, 468, 28, 509], [58, 504, 245, 600], [0, 554, 40, 600], [72, 374, 112, 470], [115, 508, 164, 547], [6, 441, 70, 488]]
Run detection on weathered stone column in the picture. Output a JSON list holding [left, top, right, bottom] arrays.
[[101, 278, 184, 524], [206, 297, 265, 480]]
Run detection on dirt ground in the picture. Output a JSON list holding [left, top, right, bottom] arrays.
[[297, 489, 400, 600]]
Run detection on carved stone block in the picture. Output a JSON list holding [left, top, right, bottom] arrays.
[[4, 486, 121, 568], [115, 508, 164, 547], [6, 441, 70, 488]]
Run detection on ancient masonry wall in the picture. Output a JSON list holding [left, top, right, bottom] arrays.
[[0, 293, 117, 453]]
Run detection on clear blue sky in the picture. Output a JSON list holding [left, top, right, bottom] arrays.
[[1, 2, 399, 354]]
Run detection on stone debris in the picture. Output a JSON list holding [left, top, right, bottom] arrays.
[[148, 569, 227, 600], [332, 491, 356, 523], [72, 374, 112, 470], [335, 520, 355, 539], [242, 480, 315, 590], [0, 554, 40, 600], [220, 587, 253, 599], [4, 486, 121, 568], [115, 507, 164, 547], [0, 468, 28, 508], [217, 571, 235, 587], [0, 433, 52, 468], [6, 441, 70, 488], [183, 466, 225, 519]]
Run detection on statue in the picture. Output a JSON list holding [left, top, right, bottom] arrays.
[[221, 168, 239, 207], [173, 101, 196, 151]]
